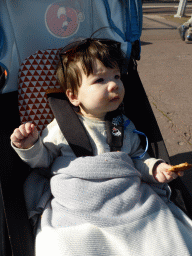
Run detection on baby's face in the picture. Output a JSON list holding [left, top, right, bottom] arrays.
[[75, 59, 125, 120]]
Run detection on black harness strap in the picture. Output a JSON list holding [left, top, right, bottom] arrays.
[[47, 93, 93, 157], [105, 108, 124, 152]]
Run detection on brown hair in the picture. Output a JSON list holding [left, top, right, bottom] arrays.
[[56, 39, 126, 94]]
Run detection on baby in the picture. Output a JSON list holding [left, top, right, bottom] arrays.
[[11, 38, 192, 256], [11, 38, 183, 184]]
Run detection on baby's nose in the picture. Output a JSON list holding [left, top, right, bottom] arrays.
[[108, 81, 118, 92]]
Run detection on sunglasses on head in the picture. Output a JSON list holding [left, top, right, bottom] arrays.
[[59, 38, 121, 77]]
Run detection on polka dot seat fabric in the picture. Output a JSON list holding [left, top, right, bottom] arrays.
[[18, 49, 62, 133]]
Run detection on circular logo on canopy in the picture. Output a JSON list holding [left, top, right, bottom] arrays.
[[45, 1, 84, 38]]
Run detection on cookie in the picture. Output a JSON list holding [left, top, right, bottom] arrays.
[[168, 162, 192, 176]]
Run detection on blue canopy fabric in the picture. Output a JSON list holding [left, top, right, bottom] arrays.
[[0, 0, 142, 93]]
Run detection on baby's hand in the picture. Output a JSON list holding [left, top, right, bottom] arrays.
[[10, 123, 38, 149], [153, 162, 184, 183]]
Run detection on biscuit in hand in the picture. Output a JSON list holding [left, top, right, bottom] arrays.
[[168, 162, 192, 176]]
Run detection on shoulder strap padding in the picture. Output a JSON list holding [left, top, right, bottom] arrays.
[[48, 94, 93, 157]]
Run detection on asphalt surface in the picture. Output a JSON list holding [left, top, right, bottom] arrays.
[[138, 3, 192, 190]]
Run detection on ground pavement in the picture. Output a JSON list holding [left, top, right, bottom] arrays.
[[137, 11, 192, 191]]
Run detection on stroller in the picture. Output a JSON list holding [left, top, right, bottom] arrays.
[[1, 0, 192, 255]]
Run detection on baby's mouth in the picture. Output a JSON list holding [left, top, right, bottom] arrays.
[[110, 96, 120, 102]]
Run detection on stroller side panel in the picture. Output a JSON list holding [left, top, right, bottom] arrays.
[[0, 91, 35, 256], [0, 186, 11, 256], [0, 1, 21, 94]]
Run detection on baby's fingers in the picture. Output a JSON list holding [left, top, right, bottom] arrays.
[[19, 123, 33, 137], [11, 123, 34, 142], [10, 129, 22, 142], [165, 171, 178, 180], [155, 171, 176, 183]]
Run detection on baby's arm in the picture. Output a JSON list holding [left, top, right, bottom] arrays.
[[10, 121, 60, 168], [153, 162, 184, 183]]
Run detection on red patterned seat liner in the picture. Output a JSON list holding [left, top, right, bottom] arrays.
[[18, 49, 61, 133]]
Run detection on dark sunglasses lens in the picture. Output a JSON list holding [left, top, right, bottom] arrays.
[[60, 40, 87, 55]]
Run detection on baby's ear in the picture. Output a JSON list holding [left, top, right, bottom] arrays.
[[66, 89, 80, 106]]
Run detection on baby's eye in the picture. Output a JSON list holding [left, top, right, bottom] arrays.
[[114, 74, 120, 79], [95, 78, 104, 83]]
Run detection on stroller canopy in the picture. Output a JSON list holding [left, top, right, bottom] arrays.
[[0, 0, 142, 93]]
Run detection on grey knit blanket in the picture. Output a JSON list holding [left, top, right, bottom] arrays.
[[33, 152, 192, 255]]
